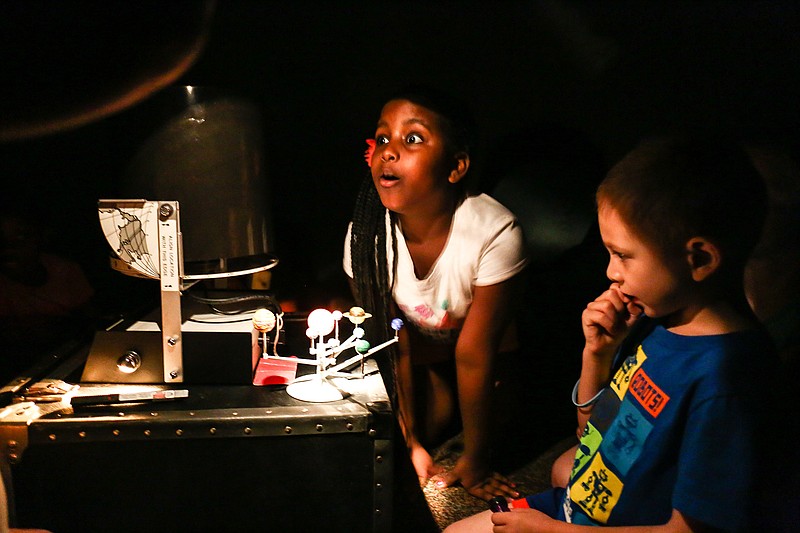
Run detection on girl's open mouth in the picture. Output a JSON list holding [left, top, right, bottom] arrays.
[[379, 174, 400, 186]]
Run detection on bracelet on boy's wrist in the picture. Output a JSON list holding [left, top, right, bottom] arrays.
[[571, 379, 606, 408]]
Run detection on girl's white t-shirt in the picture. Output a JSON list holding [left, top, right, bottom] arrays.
[[344, 193, 527, 342]]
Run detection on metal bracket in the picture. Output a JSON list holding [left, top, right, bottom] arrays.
[[158, 201, 183, 382]]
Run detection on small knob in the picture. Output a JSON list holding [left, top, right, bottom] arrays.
[[117, 351, 141, 374]]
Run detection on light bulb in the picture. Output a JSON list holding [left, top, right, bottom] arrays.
[[307, 308, 335, 336]]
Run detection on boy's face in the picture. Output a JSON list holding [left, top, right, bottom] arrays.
[[598, 203, 693, 322]]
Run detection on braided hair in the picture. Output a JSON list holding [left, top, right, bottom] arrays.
[[348, 85, 476, 397], [350, 172, 398, 349]]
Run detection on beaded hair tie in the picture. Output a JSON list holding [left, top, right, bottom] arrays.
[[364, 139, 376, 167]]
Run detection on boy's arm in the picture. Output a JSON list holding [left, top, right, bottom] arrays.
[[577, 284, 642, 431], [493, 507, 717, 533]]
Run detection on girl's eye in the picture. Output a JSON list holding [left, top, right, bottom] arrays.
[[376, 135, 389, 145], [406, 133, 423, 144]]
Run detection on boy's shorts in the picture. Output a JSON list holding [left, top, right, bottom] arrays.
[[512, 487, 566, 520]]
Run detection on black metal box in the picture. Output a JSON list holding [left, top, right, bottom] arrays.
[[1, 368, 393, 532]]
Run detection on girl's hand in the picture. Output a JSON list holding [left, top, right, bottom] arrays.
[[582, 283, 642, 362], [491, 507, 556, 533], [434, 456, 519, 500], [410, 442, 443, 482]]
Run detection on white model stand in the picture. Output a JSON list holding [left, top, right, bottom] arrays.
[[253, 307, 402, 402]]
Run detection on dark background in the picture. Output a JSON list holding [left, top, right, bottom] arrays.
[[1, 3, 799, 526], [2, 0, 799, 314]]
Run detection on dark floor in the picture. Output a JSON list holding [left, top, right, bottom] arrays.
[[393, 433, 575, 531]]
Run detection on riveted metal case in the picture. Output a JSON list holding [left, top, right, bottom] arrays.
[[1, 365, 394, 532]]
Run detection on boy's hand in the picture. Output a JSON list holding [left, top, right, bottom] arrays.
[[582, 283, 642, 363], [491, 507, 557, 532]]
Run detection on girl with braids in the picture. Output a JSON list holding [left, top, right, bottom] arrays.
[[344, 87, 527, 500]]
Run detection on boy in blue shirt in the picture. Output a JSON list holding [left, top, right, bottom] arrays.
[[446, 138, 787, 532]]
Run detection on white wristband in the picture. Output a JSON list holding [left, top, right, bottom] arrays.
[[571, 379, 605, 408]]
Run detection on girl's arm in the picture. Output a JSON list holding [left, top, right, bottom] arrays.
[[444, 275, 522, 499], [394, 323, 445, 480]]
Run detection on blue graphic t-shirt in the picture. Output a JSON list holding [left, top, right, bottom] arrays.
[[560, 323, 774, 531]]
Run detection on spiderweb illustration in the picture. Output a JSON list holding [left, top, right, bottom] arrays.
[[98, 202, 160, 279]]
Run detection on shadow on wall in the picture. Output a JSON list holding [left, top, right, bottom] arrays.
[[745, 142, 800, 379], [0, 201, 96, 384], [483, 123, 612, 452], [484, 123, 607, 265]]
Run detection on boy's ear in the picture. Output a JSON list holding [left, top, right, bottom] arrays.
[[448, 151, 470, 184], [686, 237, 721, 281]]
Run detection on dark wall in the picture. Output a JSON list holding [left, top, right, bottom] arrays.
[[2, 1, 799, 310]]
